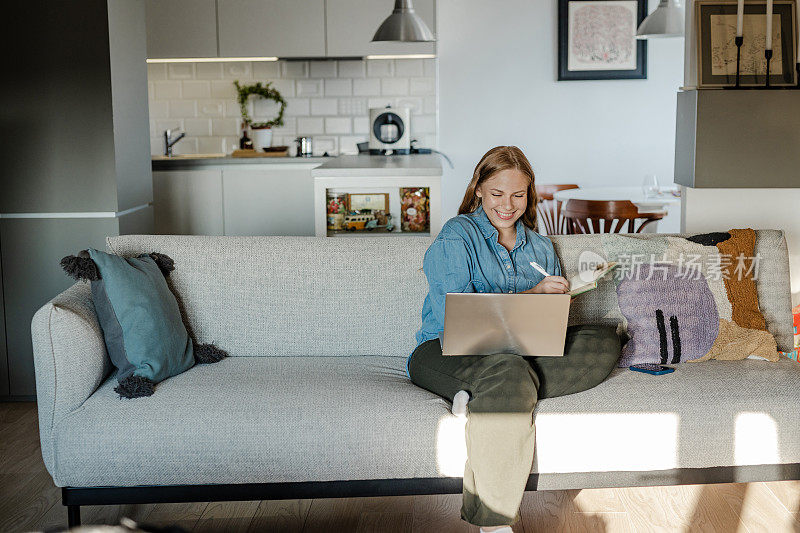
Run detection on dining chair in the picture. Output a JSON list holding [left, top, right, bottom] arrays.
[[535, 184, 579, 236], [561, 199, 665, 234]]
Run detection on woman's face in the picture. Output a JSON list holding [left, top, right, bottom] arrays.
[[476, 168, 530, 232]]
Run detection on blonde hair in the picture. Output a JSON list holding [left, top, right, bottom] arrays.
[[458, 146, 538, 231]]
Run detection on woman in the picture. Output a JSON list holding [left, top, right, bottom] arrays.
[[407, 146, 621, 532]]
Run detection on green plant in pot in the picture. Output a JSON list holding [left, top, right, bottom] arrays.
[[234, 80, 287, 151]]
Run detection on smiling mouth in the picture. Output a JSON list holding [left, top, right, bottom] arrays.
[[494, 209, 516, 221]]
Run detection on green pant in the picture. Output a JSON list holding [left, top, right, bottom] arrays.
[[408, 324, 622, 527]]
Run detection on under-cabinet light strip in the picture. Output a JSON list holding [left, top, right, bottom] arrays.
[[146, 57, 278, 63]]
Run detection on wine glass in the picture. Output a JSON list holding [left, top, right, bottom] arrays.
[[641, 175, 660, 199]]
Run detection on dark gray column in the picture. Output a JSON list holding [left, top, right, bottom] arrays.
[[0, 0, 153, 397]]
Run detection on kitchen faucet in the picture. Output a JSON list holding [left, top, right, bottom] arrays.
[[163, 128, 186, 156]]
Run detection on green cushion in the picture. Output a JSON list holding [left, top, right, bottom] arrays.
[[87, 248, 194, 392]]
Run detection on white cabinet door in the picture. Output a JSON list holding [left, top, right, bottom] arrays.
[[145, 0, 218, 58], [217, 0, 326, 58], [153, 170, 224, 235], [222, 167, 316, 236], [326, 0, 435, 57]]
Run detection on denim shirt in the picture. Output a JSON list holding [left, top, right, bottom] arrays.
[[408, 207, 563, 378]]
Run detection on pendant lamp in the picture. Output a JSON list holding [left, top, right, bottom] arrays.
[[636, 0, 685, 38], [372, 0, 435, 42]]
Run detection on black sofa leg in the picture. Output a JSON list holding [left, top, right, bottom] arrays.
[[67, 505, 81, 528]]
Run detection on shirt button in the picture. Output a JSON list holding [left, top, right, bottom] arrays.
[[506, 264, 511, 269], [508, 290, 513, 293]]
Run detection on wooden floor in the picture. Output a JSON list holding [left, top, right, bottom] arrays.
[[2, 401, 799, 533]]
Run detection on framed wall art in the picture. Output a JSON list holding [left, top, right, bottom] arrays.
[[558, 0, 648, 80], [695, 0, 797, 88]]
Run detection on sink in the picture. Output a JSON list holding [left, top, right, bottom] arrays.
[[152, 153, 226, 160]]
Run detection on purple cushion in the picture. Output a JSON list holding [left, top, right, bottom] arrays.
[[616, 263, 719, 367]]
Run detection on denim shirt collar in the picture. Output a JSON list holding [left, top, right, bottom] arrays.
[[470, 206, 527, 250]]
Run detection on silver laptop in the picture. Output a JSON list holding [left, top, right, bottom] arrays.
[[442, 293, 571, 356]]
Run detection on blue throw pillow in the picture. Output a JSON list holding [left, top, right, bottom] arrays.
[[60, 248, 226, 398]]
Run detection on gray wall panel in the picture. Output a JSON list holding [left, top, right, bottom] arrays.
[[108, 0, 154, 211], [118, 206, 155, 236], [1, 218, 118, 396], [0, 232, 8, 397], [0, 0, 118, 213]]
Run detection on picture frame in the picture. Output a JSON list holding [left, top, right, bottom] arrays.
[[695, 0, 797, 88], [346, 193, 389, 212], [558, 0, 648, 81]]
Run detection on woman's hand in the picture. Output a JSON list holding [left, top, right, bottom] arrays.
[[521, 276, 569, 294]]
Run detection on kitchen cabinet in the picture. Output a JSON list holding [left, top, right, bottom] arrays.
[[217, 0, 326, 58], [222, 167, 316, 236], [153, 170, 224, 235], [326, 0, 435, 57], [145, 0, 218, 58]]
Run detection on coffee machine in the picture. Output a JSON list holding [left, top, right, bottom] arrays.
[[368, 106, 411, 155]]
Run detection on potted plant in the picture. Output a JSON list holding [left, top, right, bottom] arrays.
[[234, 80, 287, 151]]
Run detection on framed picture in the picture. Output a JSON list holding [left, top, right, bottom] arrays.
[[695, 0, 797, 88], [346, 193, 389, 212], [558, 0, 648, 80]]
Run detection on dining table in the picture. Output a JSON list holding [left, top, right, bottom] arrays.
[[552, 186, 681, 233]]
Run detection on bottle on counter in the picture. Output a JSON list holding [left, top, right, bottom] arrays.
[[239, 122, 253, 150]]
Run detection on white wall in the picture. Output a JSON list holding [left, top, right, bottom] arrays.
[[437, 0, 685, 232]]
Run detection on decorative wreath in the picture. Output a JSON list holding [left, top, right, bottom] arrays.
[[234, 80, 287, 129]]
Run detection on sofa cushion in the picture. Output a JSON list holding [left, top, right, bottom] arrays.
[[50, 355, 800, 488]]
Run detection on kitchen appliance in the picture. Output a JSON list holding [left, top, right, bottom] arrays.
[[369, 106, 411, 155], [295, 136, 313, 157]]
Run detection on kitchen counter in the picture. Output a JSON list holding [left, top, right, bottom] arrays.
[[311, 154, 443, 177], [152, 155, 330, 171]]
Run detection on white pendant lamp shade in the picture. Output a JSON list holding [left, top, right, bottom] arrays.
[[636, 0, 685, 38], [372, 0, 435, 42]]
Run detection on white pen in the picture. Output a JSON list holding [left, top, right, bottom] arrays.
[[529, 260, 551, 277]]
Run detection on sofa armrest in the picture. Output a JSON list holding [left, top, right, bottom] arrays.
[[31, 282, 113, 475]]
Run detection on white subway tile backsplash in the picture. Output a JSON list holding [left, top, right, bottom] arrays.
[[368, 97, 394, 109], [223, 62, 252, 79], [324, 79, 352, 97], [381, 78, 409, 96], [339, 135, 368, 154], [224, 100, 242, 118], [253, 61, 280, 78], [311, 98, 338, 116], [147, 63, 167, 80], [169, 100, 196, 118], [167, 63, 194, 79], [197, 100, 225, 118], [149, 101, 169, 119], [410, 77, 435, 96], [212, 118, 239, 136], [423, 58, 437, 78], [197, 136, 226, 154], [153, 81, 181, 100], [353, 78, 380, 96], [148, 59, 435, 155], [310, 61, 337, 78], [367, 59, 393, 77], [338, 98, 366, 115], [184, 118, 212, 136], [182, 80, 211, 99], [211, 80, 238, 98], [313, 136, 338, 156], [413, 115, 437, 134], [423, 96, 437, 114], [353, 116, 370, 134], [338, 60, 366, 78], [396, 97, 423, 116], [394, 59, 424, 77], [285, 97, 310, 116], [297, 79, 323, 96], [297, 117, 325, 134], [282, 61, 308, 78], [325, 117, 351, 134], [196, 62, 223, 79]]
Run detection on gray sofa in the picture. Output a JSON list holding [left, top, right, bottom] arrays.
[[31, 232, 800, 527]]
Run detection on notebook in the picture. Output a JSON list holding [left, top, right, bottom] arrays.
[[568, 261, 619, 297]]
